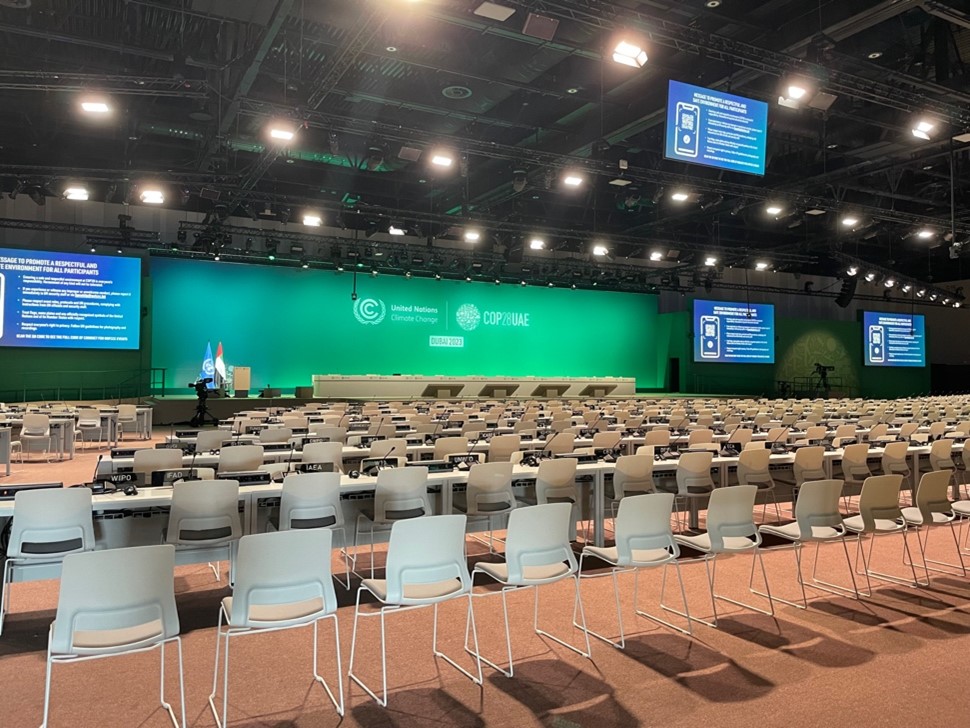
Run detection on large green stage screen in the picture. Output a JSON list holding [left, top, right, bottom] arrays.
[[151, 258, 662, 391]]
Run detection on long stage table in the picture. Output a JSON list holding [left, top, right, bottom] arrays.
[[311, 375, 636, 399]]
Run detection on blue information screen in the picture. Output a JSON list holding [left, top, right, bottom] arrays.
[[863, 311, 925, 367], [665, 80, 768, 176], [693, 299, 775, 363], [0, 247, 141, 349]]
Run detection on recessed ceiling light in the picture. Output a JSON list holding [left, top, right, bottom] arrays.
[[917, 228, 934, 239], [386, 46, 398, 52], [826, 143, 839, 149], [912, 119, 936, 140], [473, 1, 516, 21], [846, 266, 859, 276], [609, 178, 633, 186], [868, 51, 883, 60], [388, 225, 405, 236], [806, 208, 827, 215], [706, 0, 721, 6], [464, 229, 481, 242], [566, 87, 579, 94], [139, 188, 164, 204], [529, 238, 545, 250], [884, 278, 895, 288]]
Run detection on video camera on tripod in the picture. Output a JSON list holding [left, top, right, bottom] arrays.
[[189, 377, 213, 397], [813, 363, 835, 376], [188, 378, 216, 427]]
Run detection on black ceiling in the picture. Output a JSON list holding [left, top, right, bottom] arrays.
[[2, 0, 970, 288]]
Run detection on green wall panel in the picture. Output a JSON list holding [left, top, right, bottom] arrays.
[[150, 259, 664, 391]]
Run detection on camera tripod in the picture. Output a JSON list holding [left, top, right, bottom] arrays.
[[190, 394, 220, 427]]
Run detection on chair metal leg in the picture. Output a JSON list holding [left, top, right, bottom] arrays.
[[40, 632, 53, 728], [533, 577, 591, 660], [904, 522, 968, 578], [432, 596, 483, 686], [347, 590, 389, 706], [312, 616, 345, 716], [642, 560, 693, 636], [159, 637, 186, 728], [207, 608, 232, 727], [574, 556, 629, 648], [807, 537, 862, 600], [466, 587, 516, 677], [661, 555, 717, 629], [0, 559, 13, 636], [750, 542, 807, 610]]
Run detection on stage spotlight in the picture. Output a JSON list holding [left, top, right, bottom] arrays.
[[529, 237, 545, 250], [513, 169, 528, 193], [704, 255, 718, 267], [649, 250, 663, 261], [912, 119, 936, 140], [563, 173, 584, 187], [303, 213, 322, 227], [80, 97, 111, 114], [930, 293, 939, 301], [670, 190, 690, 202], [389, 224, 406, 236], [89, 244, 97, 253], [612, 40, 648, 68], [464, 229, 481, 243], [268, 123, 296, 142], [365, 144, 386, 171], [884, 278, 895, 288], [841, 215, 859, 227], [592, 244, 609, 256], [901, 283, 912, 293], [917, 288, 926, 298], [139, 188, 164, 204], [301, 258, 310, 269], [864, 271, 877, 282], [765, 203, 783, 216], [430, 152, 454, 168], [755, 260, 770, 271], [846, 265, 858, 276], [64, 186, 89, 201], [917, 228, 934, 239]]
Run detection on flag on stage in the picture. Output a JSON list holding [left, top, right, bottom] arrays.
[[199, 341, 215, 388], [214, 341, 227, 387]]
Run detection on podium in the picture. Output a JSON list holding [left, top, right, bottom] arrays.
[[234, 366, 251, 398]]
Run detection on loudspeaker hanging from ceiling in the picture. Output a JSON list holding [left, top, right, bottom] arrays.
[[835, 276, 857, 308]]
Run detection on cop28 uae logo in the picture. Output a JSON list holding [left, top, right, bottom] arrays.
[[353, 297, 386, 325], [455, 303, 481, 331]]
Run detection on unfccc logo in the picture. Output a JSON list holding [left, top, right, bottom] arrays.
[[455, 303, 481, 331], [353, 297, 386, 325]]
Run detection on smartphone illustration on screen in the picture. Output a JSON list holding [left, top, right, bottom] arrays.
[[868, 324, 885, 363], [700, 315, 720, 359], [674, 102, 700, 158]]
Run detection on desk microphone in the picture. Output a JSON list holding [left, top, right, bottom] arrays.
[[455, 433, 483, 471], [368, 443, 400, 477], [92, 453, 103, 482], [583, 413, 603, 439], [767, 427, 790, 454], [425, 417, 443, 445]]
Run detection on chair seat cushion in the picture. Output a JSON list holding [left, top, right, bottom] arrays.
[[843, 515, 904, 533], [674, 533, 756, 553], [65, 619, 165, 651], [361, 577, 463, 602], [223, 595, 328, 626], [952, 500, 970, 516], [758, 522, 844, 541], [452, 494, 513, 514], [476, 561, 571, 584], [584, 545, 673, 566], [900, 507, 952, 526]]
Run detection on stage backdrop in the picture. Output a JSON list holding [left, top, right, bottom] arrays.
[[150, 258, 665, 392]]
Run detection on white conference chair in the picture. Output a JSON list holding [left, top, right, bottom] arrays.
[[354, 466, 431, 578], [670, 485, 774, 629], [901, 469, 966, 579], [758, 479, 860, 607], [133, 448, 184, 476], [208, 529, 343, 726], [348, 514, 481, 706], [196, 429, 227, 453], [1, 488, 95, 635], [453, 461, 516, 553], [42, 544, 185, 728], [272, 472, 351, 588], [301, 441, 345, 473], [469, 503, 591, 677], [578, 493, 691, 647], [117, 403, 140, 439], [736, 447, 781, 523], [165, 480, 242, 583], [19, 413, 53, 461], [74, 408, 103, 450], [217, 444, 264, 473]]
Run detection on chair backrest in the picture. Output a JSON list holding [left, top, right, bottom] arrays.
[[196, 429, 227, 452], [434, 436, 469, 461], [464, 462, 515, 515], [913, 469, 954, 523], [675, 451, 714, 496], [841, 443, 871, 477], [644, 429, 670, 447], [705, 485, 759, 551], [218, 444, 265, 473], [166, 480, 242, 545], [503, 503, 577, 584], [77, 408, 101, 426], [230, 529, 337, 626], [612, 454, 655, 499], [591, 430, 622, 449], [117, 404, 138, 421], [834, 424, 856, 439], [308, 425, 347, 443], [22, 412, 50, 435], [929, 438, 955, 470], [792, 479, 845, 539], [929, 421, 947, 438], [259, 427, 293, 444], [687, 429, 714, 445], [301, 441, 344, 472], [535, 457, 577, 504], [545, 432, 575, 455], [766, 427, 789, 445], [856, 475, 904, 532], [613, 493, 678, 564], [727, 428, 753, 446], [373, 466, 431, 521], [804, 425, 827, 441], [382, 514, 471, 603], [881, 440, 909, 468], [51, 544, 178, 653], [133, 447, 183, 475], [736, 447, 772, 486], [793, 446, 826, 485], [279, 472, 344, 530], [867, 423, 889, 440], [9, 488, 95, 559], [369, 437, 407, 459], [488, 434, 521, 462]]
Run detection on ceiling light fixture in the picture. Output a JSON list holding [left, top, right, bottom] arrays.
[[431, 153, 453, 167], [80, 98, 111, 114], [868, 51, 883, 59], [563, 173, 584, 187], [388, 224, 406, 236], [841, 215, 859, 227], [303, 214, 322, 227], [670, 190, 690, 202], [704, 256, 718, 267], [269, 126, 296, 142], [612, 41, 648, 68], [649, 250, 663, 261], [139, 188, 164, 204], [464, 229, 481, 243], [846, 266, 859, 276], [917, 229, 934, 239], [884, 278, 895, 288], [912, 119, 936, 140], [755, 260, 769, 271], [765, 203, 783, 216], [529, 238, 545, 250], [64, 186, 89, 201], [865, 271, 877, 282], [592, 244, 609, 256]]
